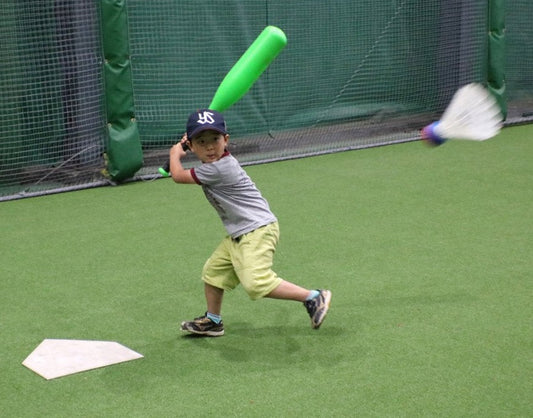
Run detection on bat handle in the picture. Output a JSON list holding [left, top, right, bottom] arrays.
[[158, 161, 171, 177], [158, 142, 189, 177]]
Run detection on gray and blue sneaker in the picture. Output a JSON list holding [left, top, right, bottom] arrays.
[[181, 313, 224, 337], [303, 289, 332, 329]]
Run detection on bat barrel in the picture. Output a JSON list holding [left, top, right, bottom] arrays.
[[209, 26, 287, 111]]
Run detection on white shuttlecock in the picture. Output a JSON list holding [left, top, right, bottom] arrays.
[[421, 83, 503, 146]]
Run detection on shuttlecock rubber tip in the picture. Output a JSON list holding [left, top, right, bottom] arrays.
[[421, 121, 447, 146]]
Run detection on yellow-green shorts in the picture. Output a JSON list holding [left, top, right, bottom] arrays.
[[202, 222, 283, 300]]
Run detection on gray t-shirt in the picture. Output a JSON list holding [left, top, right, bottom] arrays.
[[191, 152, 277, 238]]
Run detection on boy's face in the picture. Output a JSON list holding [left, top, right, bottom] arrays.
[[189, 130, 228, 163]]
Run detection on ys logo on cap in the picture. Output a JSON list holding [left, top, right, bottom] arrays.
[[197, 111, 215, 125]]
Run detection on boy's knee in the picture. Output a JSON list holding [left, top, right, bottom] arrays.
[[238, 270, 282, 300]]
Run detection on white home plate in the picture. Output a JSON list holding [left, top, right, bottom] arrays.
[[22, 339, 143, 380]]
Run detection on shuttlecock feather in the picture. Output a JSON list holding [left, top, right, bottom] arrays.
[[422, 83, 503, 146]]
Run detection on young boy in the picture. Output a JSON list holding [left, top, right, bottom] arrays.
[[169, 109, 331, 336]]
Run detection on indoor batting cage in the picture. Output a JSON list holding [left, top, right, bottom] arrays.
[[1, 0, 532, 201]]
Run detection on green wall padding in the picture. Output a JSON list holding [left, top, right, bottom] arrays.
[[100, 0, 142, 182]]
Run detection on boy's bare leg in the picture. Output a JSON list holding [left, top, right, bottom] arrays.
[[266, 279, 310, 302], [267, 280, 331, 329], [180, 283, 225, 336], [205, 283, 224, 315]]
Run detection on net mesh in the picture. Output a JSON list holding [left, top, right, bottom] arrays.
[[506, 0, 533, 123], [0, 0, 105, 199], [1, 1, 532, 201], [129, 0, 490, 169]]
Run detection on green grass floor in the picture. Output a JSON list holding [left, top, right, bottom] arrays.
[[1, 125, 532, 417]]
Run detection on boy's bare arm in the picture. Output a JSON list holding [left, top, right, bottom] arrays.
[[170, 142, 195, 184]]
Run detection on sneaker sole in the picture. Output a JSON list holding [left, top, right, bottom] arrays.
[[180, 324, 225, 337]]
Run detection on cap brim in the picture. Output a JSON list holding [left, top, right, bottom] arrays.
[[189, 126, 227, 139]]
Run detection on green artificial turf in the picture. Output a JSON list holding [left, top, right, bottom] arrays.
[[1, 125, 531, 417]]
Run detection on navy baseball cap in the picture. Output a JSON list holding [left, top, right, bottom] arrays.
[[186, 109, 227, 140]]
